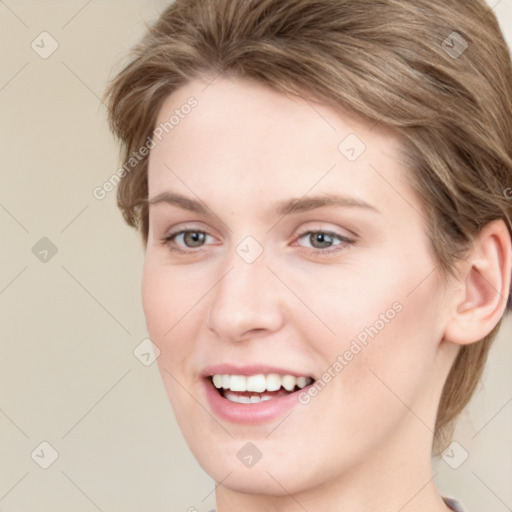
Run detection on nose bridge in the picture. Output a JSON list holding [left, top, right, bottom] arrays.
[[206, 244, 283, 340]]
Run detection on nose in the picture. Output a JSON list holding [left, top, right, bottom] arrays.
[[206, 248, 285, 342]]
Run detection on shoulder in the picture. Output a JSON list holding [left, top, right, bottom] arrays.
[[209, 504, 465, 512], [207, 502, 465, 512], [443, 497, 467, 512]]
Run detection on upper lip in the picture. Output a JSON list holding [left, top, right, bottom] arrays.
[[201, 363, 315, 379]]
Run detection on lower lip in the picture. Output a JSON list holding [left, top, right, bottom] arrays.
[[203, 378, 312, 424]]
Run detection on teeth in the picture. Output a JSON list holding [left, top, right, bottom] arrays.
[[224, 391, 274, 404], [226, 392, 251, 404], [297, 376, 307, 389], [212, 374, 223, 388], [282, 375, 296, 392], [211, 373, 313, 393], [229, 375, 246, 392], [266, 373, 281, 391], [247, 374, 266, 393]]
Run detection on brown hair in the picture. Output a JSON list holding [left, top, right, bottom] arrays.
[[105, 0, 512, 453]]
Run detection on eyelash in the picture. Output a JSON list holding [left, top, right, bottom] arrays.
[[159, 229, 355, 257]]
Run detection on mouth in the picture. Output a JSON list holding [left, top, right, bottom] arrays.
[[208, 373, 315, 404]]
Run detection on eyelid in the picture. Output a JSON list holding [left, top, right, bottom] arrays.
[[291, 229, 355, 254], [160, 228, 216, 251], [161, 221, 217, 241], [160, 224, 356, 258], [294, 229, 351, 244]]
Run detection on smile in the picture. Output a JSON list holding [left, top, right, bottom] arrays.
[[201, 364, 316, 423], [211, 373, 314, 404]]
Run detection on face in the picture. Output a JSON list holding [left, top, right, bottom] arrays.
[[142, 76, 454, 495]]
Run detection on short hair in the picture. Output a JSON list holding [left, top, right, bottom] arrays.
[[105, 0, 512, 454]]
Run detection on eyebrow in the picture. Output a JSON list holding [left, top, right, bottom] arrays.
[[148, 191, 380, 216]]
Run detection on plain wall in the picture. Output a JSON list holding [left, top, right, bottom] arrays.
[[0, 1, 510, 511]]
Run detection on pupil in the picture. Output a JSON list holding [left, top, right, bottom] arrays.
[[312, 233, 332, 248], [185, 231, 205, 247]]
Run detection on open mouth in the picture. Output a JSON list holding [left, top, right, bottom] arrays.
[[208, 373, 315, 404]]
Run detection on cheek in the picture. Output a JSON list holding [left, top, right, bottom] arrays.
[[141, 262, 169, 341], [289, 255, 443, 421], [141, 261, 200, 420], [141, 257, 200, 375], [142, 256, 200, 337]]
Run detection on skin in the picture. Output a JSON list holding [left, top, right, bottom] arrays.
[[141, 75, 511, 512]]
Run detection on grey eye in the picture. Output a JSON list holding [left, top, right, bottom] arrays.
[[177, 231, 208, 248]]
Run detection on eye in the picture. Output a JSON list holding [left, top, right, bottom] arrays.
[[294, 230, 355, 255], [161, 229, 215, 253], [160, 228, 355, 256]]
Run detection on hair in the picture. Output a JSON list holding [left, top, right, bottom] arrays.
[[105, 0, 512, 454]]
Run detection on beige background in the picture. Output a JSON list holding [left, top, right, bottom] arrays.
[[0, 1, 511, 511]]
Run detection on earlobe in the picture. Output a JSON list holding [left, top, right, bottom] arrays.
[[443, 219, 512, 346]]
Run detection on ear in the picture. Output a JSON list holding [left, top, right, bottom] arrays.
[[443, 219, 512, 345]]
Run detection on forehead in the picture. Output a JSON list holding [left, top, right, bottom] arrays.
[[147, 76, 415, 219]]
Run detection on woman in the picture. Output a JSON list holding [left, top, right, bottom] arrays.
[[105, 1, 512, 510]]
